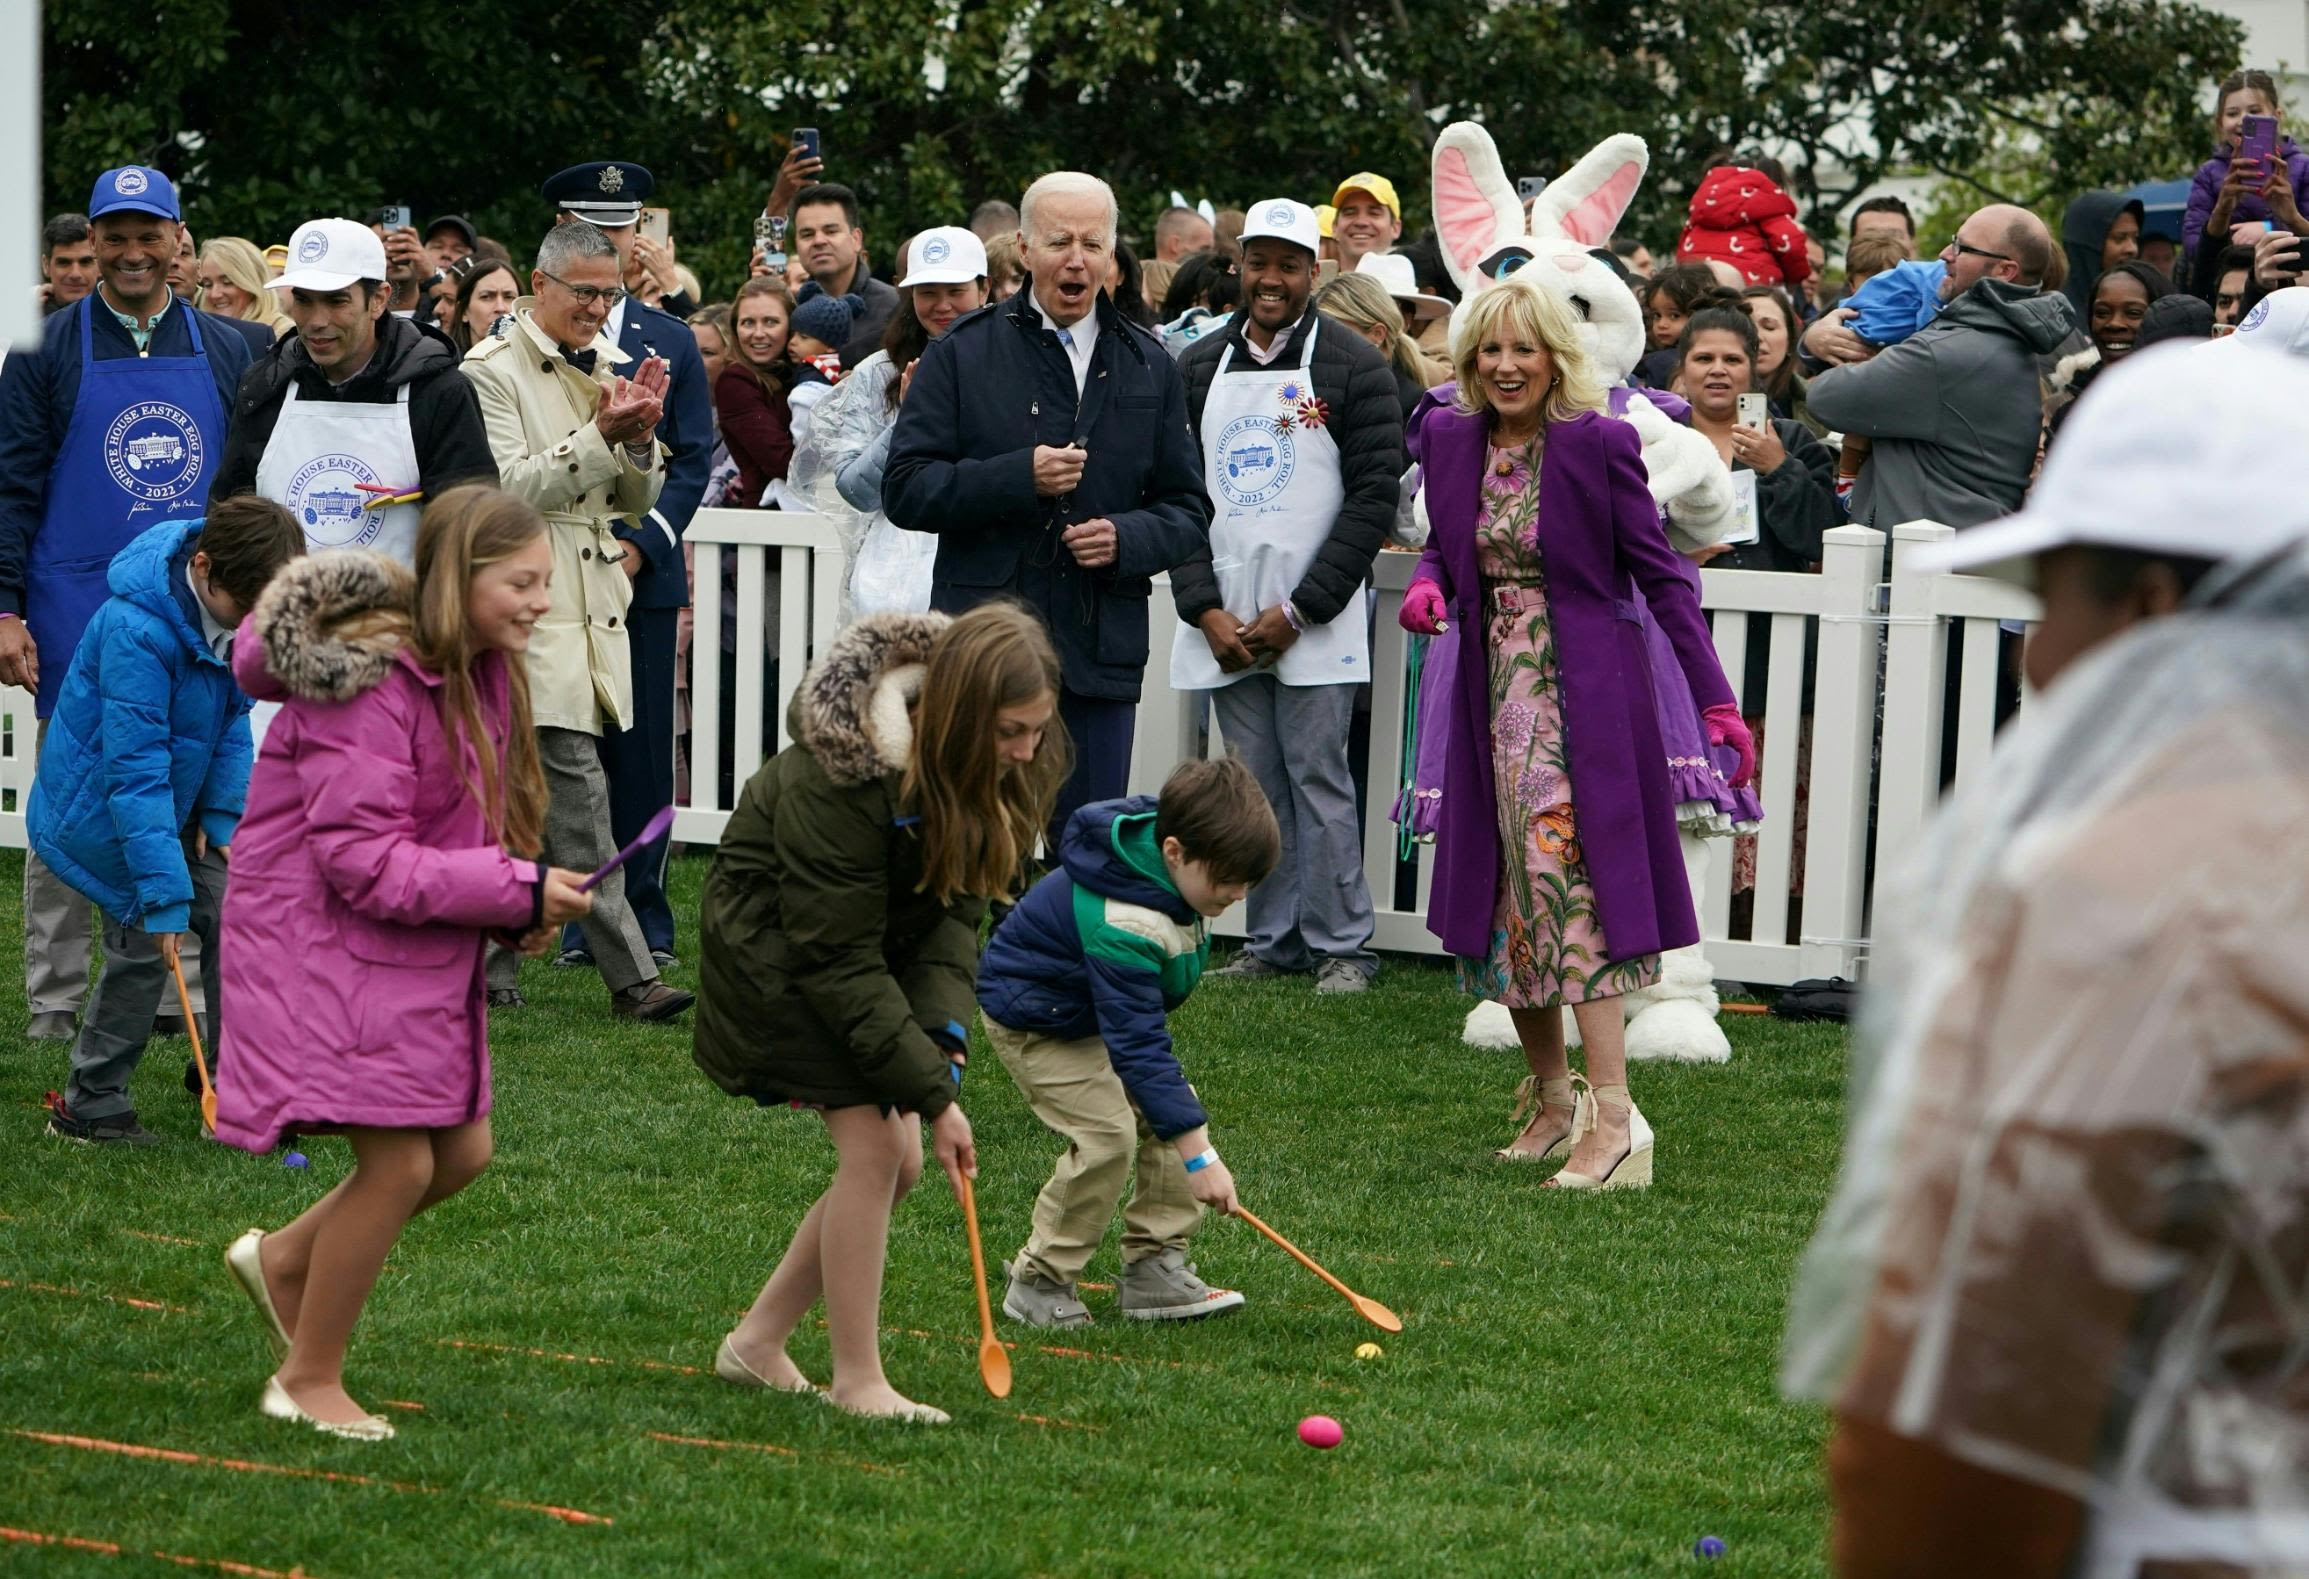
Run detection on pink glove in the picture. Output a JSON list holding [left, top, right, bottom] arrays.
[[1400, 579, 1448, 636], [1702, 703, 1756, 789]]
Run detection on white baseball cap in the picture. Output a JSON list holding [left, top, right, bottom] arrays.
[[1914, 340, 2309, 583], [2205, 285, 2309, 358], [898, 226, 989, 288], [1239, 198, 1321, 256], [1354, 251, 1453, 321], [273, 218, 391, 292]]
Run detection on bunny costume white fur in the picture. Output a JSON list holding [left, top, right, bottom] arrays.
[[1424, 123, 1737, 1064]]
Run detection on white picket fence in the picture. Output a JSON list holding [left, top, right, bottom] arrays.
[[0, 511, 2035, 989]]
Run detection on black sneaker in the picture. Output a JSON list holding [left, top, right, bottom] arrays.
[[551, 948, 595, 971], [649, 948, 678, 969], [486, 988, 527, 1010], [44, 1095, 161, 1147]]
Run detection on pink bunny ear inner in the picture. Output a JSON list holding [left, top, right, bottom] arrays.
[[1435, 146, 1503, 275], [1557, 160, 1644, 248]]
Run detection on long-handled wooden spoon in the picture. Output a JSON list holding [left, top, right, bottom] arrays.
[[957, 1175, 1012, 1398], [167, 948, 216, 1134], [1235, 1206, 1404, 1332]]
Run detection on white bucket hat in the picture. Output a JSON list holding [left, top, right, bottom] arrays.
[[1353, 251, 1453, 322], [898, 226, 989, 288], [1916, 339, 2309, 583]]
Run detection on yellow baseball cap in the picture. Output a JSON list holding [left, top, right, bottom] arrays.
[[1332, 173, 1400, 219], [1314, 204, 1336, 238]]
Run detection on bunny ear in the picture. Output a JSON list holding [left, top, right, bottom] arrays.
[[1431, 122, 1524, 296], [1532, 134, 1650, 249]]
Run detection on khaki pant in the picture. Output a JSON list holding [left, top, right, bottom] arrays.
[[986, 1015, 1202, 1285]]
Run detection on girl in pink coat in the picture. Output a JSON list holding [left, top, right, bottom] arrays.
[[214, 486, 592, 1441]]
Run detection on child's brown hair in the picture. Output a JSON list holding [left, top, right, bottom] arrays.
[[193, 495, 304, 609], [1154, 756, 1280, 887]]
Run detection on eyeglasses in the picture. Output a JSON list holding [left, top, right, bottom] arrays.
[[1943, 239, 2014, 264], [539, 269, 626, 308]]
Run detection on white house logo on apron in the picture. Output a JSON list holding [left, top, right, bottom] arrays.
[[1214, 413, 1295, 507], [104, 401, 204, 503], [283, 454, 385, 547]]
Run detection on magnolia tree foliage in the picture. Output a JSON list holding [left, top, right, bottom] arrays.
[[45, 0, 2245, 286]]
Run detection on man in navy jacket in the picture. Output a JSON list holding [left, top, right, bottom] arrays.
[[543, 160, 710, 964], [0, 166, 253, 1042], [885, 172, 1208, 836]]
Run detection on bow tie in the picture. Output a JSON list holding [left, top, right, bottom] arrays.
[[560, 347, 597, 375]]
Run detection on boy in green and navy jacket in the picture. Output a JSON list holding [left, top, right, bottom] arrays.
[[976, 757, 1279, 1328]]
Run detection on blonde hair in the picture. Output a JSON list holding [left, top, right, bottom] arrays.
[[1316, 273, 1427, 389], [906, 603, 1070, 903], [1450, 274, 1611, 424], [410, 487, 549, 857], [200, 235, 290, 335]]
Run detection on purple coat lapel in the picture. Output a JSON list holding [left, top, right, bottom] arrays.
[[1409, 404, 1734, 965]]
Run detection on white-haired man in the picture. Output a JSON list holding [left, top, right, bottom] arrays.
[[885, 171, 1209, 837]]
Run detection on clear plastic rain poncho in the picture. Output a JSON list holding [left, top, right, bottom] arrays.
[[1782, 543, 2309, 1576], [788, 350, 939, 621]]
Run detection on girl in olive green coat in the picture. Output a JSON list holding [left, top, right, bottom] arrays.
[[694, 603, 1067, 1424]]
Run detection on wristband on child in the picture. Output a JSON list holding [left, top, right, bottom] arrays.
[[1184, 1147, 1219, 1174], [1281, 600, 1305, 633]]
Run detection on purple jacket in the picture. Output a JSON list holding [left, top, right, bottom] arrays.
[[2186, 138, 2309, 255], [1408, 399, 1735, 962], [215, 635, 540, 1155]]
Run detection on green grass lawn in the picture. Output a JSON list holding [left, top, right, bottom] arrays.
[[1, 849, 1845, 1577]]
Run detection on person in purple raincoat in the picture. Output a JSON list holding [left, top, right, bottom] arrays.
[[1398, 274, 1753, 1190], [213, 487, 593, 1442]]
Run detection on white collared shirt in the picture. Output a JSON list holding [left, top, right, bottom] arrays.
[[606, 294, 630, 349], [1033, 293, 1099, 399], [184, 564, 233, 662], [1240, 326, 1291, 366]]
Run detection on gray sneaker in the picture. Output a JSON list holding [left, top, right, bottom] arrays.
[[1001, 1261, 1092, 1329], [1314, 960, 1370, 995], [1208, 952, 1287, 980], [1117, 1248, 1246, 1321]]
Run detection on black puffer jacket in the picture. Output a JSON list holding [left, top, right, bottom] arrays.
[[210, 312, 498, 506], [1169, 306, 1403, 628]]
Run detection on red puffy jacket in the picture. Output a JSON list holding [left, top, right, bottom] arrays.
[[1676, 166, 1813, 288]]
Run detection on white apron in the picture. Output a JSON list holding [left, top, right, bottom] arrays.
[[1171, 320, 1363, 690], [255, 381, 423, 565]]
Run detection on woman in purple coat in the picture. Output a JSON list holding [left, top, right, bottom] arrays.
[[1399, 275, 1753, 1189], [213, 488, 594, 1440]]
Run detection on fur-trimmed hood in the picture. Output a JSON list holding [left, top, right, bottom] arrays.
[[243, 550, 415, 704], [785, 611, 952, 787]]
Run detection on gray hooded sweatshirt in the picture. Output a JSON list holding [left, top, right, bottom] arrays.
[[1809, 279, 2076, 530]]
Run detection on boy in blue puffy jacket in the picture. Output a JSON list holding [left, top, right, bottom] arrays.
[[33, 498, 302, 1144], [977, 756, 1279, 1328]]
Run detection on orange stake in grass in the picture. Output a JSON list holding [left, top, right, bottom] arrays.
[[956, 1175, 1012, 1398], [165, 948, 216, 1134], [1234, 1207, 1404, 1333]]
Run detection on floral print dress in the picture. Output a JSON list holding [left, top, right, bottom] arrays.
[[1455, 439, 1663, 1008]]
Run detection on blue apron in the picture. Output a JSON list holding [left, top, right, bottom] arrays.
[[26, 297, 228, 716]]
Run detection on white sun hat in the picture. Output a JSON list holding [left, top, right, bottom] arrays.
[[1915, 339, 2309, 583]]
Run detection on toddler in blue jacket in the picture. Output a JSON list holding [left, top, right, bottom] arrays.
[[977, 755, 1279, 1328], [32, 498, 302, 1145]]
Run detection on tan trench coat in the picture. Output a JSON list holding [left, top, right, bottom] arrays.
[[460, 301, 664, 734]]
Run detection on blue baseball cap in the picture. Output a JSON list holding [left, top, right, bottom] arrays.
[[89, 166, 181, 222]]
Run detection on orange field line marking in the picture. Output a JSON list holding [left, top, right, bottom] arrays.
[[1011, 1412, 1105, 1432], [434, 1337, 702, 1376], [645, 1430, 901, 1476], [9, 1430, 610, 1527], [860, 1321, 1207, 1372], [0, 1277, 191, 1314], [0, 1522, 319, 1577], [123, 1229, 205, 1246]]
